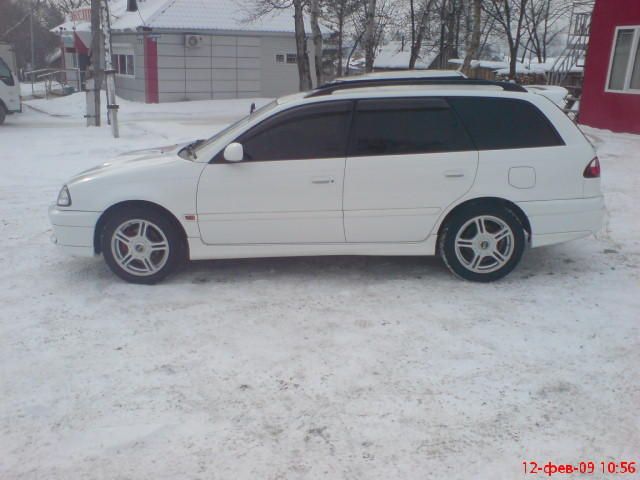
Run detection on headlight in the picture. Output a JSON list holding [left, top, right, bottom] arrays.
[[57, 185, 71, 207]]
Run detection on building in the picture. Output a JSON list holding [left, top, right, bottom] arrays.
[[373, 42, 435, 71], [54, 0, 316, 103], [579, 0, 640, 134]]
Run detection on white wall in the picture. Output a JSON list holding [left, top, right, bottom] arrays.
[[112, 31, 314, 102]]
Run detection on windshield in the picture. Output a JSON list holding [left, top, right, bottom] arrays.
[[0, 57, 14, 84], [195, 100, 278, 152]]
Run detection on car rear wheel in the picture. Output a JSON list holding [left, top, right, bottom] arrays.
[[439, 205, 526, 282], [0, 105, 6, 125], [101, 208, 182, 284]]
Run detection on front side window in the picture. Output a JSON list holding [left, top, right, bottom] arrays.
[[608, 26, 640, 92], [448, 97, 564, 150], [235, 101, 353, 161], [349, 98, 474, 157]]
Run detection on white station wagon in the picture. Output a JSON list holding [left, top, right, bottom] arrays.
[[49, 77, 604, 284]]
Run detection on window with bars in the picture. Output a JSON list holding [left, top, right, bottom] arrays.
[[607, 26, 640, 93]]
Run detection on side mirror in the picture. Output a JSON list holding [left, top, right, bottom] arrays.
[[223, 142, 244, 162]]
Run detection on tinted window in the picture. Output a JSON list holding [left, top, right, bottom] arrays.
[[448, 97, 564, 150], [349, 98, 473, 157], [235, 101, 352, 161]]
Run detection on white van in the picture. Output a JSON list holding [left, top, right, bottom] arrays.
[[0, 54, 21, 125]]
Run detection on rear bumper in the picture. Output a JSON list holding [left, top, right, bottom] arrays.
[[517, 196, 605, 247], [49, 206, 100, 257]]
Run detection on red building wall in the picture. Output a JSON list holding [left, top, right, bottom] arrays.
[[579, 0, 640, 134]]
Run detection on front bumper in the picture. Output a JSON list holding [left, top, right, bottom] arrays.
[[49, 206, 101, 257]]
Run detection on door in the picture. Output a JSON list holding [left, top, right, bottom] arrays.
[[197, 101, 353, 245], [343, 98, 478, 243]]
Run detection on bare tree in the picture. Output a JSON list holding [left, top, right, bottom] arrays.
[[524, 0, 570, 62], [249, 0, 312, 90], [484, 0, 529, 79], [323, 0, 355, 76], [461, 0, 482, 73], [363, 0, 377, 71], [309, 0, 324, 84], [293, 0, 313, 89], [50, 0, 90, 15], [408, 0, 437, 68]]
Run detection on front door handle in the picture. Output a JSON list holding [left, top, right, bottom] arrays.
[[444, 170, 465, 178], [312, 177, 335, 184]]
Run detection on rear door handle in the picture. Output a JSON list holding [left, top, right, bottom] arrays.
[[444, 170, 465, 178], [312, 177, 335, 184]]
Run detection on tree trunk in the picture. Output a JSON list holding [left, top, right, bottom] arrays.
[[364, 0, 376, 72], [409, 0, 416, 68], [336, 4, 344, 77], [310, 0, 324, 85], [293, 0, 313, 91], [409, 0, 436, 69], [508, 41, 518, 79], [461, 0, 481, 75], [345, 30, 364, 76]]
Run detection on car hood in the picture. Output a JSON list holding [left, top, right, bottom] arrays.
[[67, 142, 189, 184]]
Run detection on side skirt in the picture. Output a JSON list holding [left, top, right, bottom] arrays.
[[187, 236, 439, 260]]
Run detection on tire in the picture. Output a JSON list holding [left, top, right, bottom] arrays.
[[439, 204, 526, 282], [0, 105, 6, 125], [100, 207, 183, 284]]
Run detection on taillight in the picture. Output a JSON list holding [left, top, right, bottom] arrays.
[[583, 156, 600, 178]]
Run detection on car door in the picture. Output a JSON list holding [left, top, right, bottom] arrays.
[[196, 100, 353, 245], [343, 97, 478, 243]]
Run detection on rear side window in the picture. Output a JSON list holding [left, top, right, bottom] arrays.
[[349, 98, 474, 157], [235, 101, 352, 161], [448, 97, 564, 150]]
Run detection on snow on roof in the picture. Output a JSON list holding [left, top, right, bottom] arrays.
[[53, 0, 310, 35], [373, 42, 435, 70], [109, 0, 308, 34], [51, 20, 91, 33], [448, 58, 510, 70], [449, 57, 584, 74]]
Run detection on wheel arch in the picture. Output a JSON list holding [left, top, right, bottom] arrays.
[[94, 200, 189, 255], [436, 197, 532, 241]]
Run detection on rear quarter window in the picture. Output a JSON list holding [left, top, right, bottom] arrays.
[[448, 97, 564, 150]]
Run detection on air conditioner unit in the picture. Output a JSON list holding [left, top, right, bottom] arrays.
[[185, 35, 203, 49]]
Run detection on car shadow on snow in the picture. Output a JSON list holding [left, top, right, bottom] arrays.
[[54, 242, 610, 287]]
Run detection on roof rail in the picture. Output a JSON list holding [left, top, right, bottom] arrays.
[[306, 78, 528, 97]]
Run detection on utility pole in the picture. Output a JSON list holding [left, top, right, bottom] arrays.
[[101, 0, 119, 137], [87, 0, 102, 126]]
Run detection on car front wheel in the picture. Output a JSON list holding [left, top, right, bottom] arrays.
[[439, 205, 526, 282], [0, 105, 6, 125], [101, 208, 182, 284]]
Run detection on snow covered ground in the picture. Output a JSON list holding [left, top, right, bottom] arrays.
[[0, 93, 638, 479]]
